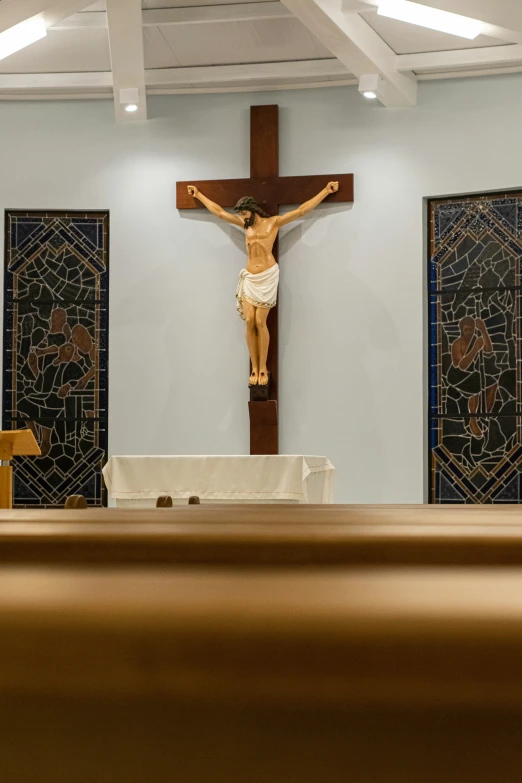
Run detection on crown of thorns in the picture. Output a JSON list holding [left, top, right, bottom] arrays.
[[233, 197, 258, 212], [233, 196, 270, 218]]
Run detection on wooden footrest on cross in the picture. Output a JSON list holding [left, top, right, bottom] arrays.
[[249, 400, 278, 455], [250, 373, 271, 402]]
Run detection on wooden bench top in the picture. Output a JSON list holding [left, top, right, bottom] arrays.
[[2, 565, 522, 783], [3, 504, 522, 526], [0, 565, 521, 708], [2, 513, 522, 565]]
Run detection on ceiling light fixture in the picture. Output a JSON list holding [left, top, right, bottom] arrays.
[[119, 88, 140, 116], [377, 0, 483, 40], [359, 75, 386, 102], [0, 17, 47, 62]]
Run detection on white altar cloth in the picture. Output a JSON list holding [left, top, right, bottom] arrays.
[[103, 455, 335, 506]]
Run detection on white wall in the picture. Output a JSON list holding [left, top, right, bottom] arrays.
[[0, 75, 521, 502]]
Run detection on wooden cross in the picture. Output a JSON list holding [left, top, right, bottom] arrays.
[[177, 105, 353, 456]]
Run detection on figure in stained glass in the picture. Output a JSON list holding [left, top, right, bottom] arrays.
[[3, 211, 108, 506], [429, 193, 522, 503], [448, 316, 499, 438]]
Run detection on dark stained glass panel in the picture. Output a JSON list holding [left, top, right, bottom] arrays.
[[3, 210, 109, 507], [429, 193, 522, 503]]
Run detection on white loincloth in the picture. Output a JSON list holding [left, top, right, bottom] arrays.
[[235, 263, 280, 320]]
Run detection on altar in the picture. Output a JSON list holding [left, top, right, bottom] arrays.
[[103, 455, 335, 506]]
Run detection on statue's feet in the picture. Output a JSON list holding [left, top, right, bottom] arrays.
[[259, 370, 269, 386], [249, 369, 259, 386]]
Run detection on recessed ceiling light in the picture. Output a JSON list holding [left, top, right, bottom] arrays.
[[0, 17, 47, 61], [125, 104, 138, 113], [378, 0, 483, 40], [363, 91, 378, 99]]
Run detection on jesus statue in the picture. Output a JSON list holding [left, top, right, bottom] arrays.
[[187, 181, 339, 386]]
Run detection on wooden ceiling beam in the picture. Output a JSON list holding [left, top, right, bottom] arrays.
[[280, 0, 417, 107], [106, 0, 146, 122]]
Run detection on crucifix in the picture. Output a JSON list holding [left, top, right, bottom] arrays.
[[177, 105, 353, 456]]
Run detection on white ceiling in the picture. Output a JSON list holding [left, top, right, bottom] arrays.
[[0, 0, 521, 111]]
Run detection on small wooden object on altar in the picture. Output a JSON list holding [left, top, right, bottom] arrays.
[[64, 495, 88, 509], [157, 496, 173, 508]]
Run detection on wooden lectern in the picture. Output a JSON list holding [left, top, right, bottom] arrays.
[[0, 430, 41, 509]]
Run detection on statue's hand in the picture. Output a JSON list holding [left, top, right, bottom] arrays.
[[187, 185, 199, 198], [327, 181, 339, 194]]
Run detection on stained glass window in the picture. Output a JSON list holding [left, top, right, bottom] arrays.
[[3, 211, 109, 507], [429, 193, 522, 503]]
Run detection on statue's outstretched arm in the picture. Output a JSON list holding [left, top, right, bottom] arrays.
[[187, 186, 243, 226], [276, 182, 339, 227]]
